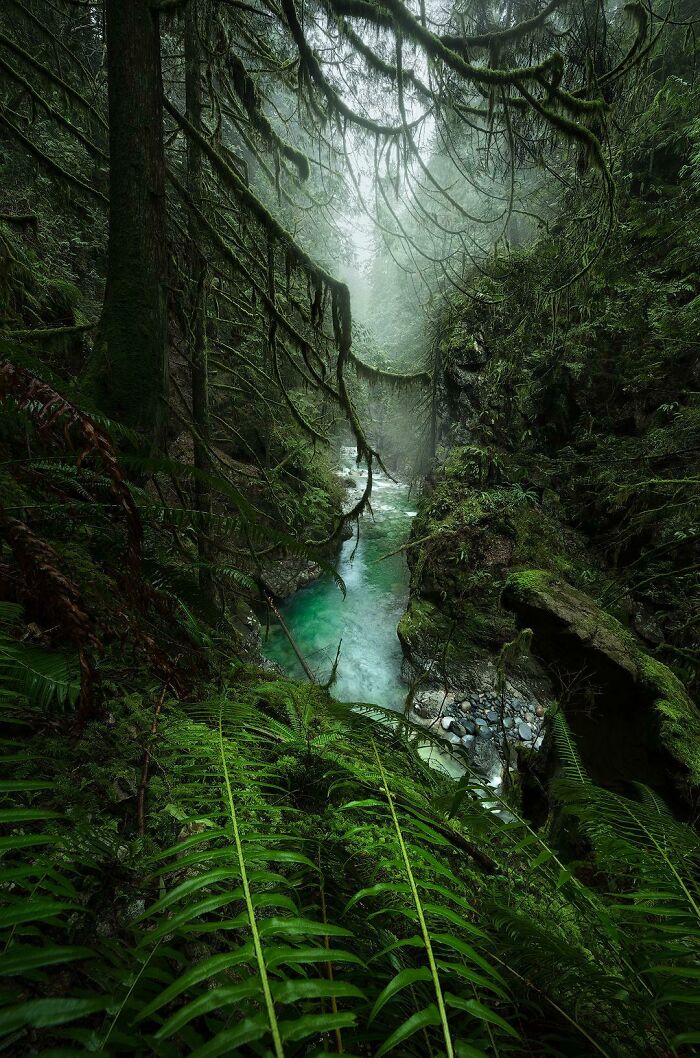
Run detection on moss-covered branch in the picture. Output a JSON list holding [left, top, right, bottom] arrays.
[[349, 352, 431, 387], [0, 53, 107, 160], [0, 107, 107, 203], [0, 29, 108, 130], [226, 50, 310, 181]]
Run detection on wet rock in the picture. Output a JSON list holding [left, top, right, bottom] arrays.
[[463, 718, 477, 736], [440, 716, 455, 731], [518, 722, 532, 741], [535, 704, 545, 718], [486, 709, 499, 723], [461, 734, 475, 748], [261, 558, 321, 599]]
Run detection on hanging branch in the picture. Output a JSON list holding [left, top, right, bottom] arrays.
[[226, 50, 311, 180]]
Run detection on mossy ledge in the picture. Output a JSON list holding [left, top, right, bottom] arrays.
[[503, 569, 700, 793]]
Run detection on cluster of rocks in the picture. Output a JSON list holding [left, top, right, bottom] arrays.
[[407, 657, 552, 788]]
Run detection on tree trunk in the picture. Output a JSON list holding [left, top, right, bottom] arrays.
[[185, 0, 215, 605], [98, 0, 167, 442]]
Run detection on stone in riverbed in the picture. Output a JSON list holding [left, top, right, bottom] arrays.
[[440, 716, 455, 731], [518, 722, 532, 742], [463, 718, 477, 736], [486, 709, 499, 723], [461, 734, 475, 748]]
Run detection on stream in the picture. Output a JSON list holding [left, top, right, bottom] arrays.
[[263, 447, 415, 710], [262, 448, 525, 800]]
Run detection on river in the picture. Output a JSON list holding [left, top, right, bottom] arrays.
[[263, 447, 416, 710]]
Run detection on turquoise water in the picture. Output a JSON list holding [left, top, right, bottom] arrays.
[[263, 449, 417, 709]]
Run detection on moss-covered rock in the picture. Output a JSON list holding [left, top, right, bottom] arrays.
[[400, 444, 609, 676], [503, 569, 700, 792]]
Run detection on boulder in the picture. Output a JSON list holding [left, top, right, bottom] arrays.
[[503, 569, 700, 794], [261, 558, 322, 599]]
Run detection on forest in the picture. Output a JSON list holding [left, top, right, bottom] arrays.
[[1, 0, 699, 1054]]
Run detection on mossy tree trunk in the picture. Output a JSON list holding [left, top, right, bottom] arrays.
[[98, 0, 168, 443], [185, 0, 215, 605]]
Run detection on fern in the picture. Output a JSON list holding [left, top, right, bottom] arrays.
[[0, 602, 80, 713], [2, 656, 698, 1056]]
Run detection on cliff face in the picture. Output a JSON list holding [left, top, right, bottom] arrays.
[[399, 82, 700, 808]]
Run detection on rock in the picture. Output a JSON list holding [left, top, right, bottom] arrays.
[[535, 704, 545, 718], [502, 716, 513, 729], [450, 721, 466, 737], [486, 709, 499, 723], [518, 722, 532, 741], [503, 569, 700, 787], [440, 716, 454, 731], [503, 570, 640, 679], [262, 558, 321, 599], [475, 717, 489, 730], [463, 718, 477, 736], [632, 609, 664, 646], [461, 734, 475, 748]]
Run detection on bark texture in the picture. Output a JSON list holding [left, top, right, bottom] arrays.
[[99, 0, 168, 440]]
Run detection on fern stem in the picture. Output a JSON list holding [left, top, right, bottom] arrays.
[[489, 951, 614, 1058], [319, 869, 344, 1053], [103, 941, 161, 1047], [136, 683, 169, 836], [219, 712, 285, 1058], [372, 740, 454, 1058]]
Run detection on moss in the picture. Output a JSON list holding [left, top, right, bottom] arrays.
[[639, 655, 700, 786], [406, 450, 608, 662], [397, 598, 450, 655], [505, 568, 552, 599]]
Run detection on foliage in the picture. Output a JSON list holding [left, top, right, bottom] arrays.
[[413, 76, 700, 697], [2, 636, 699, 1056], [0, 1, 699, 1055]]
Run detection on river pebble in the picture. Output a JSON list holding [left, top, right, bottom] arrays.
[[518, 722, 532, 741]]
